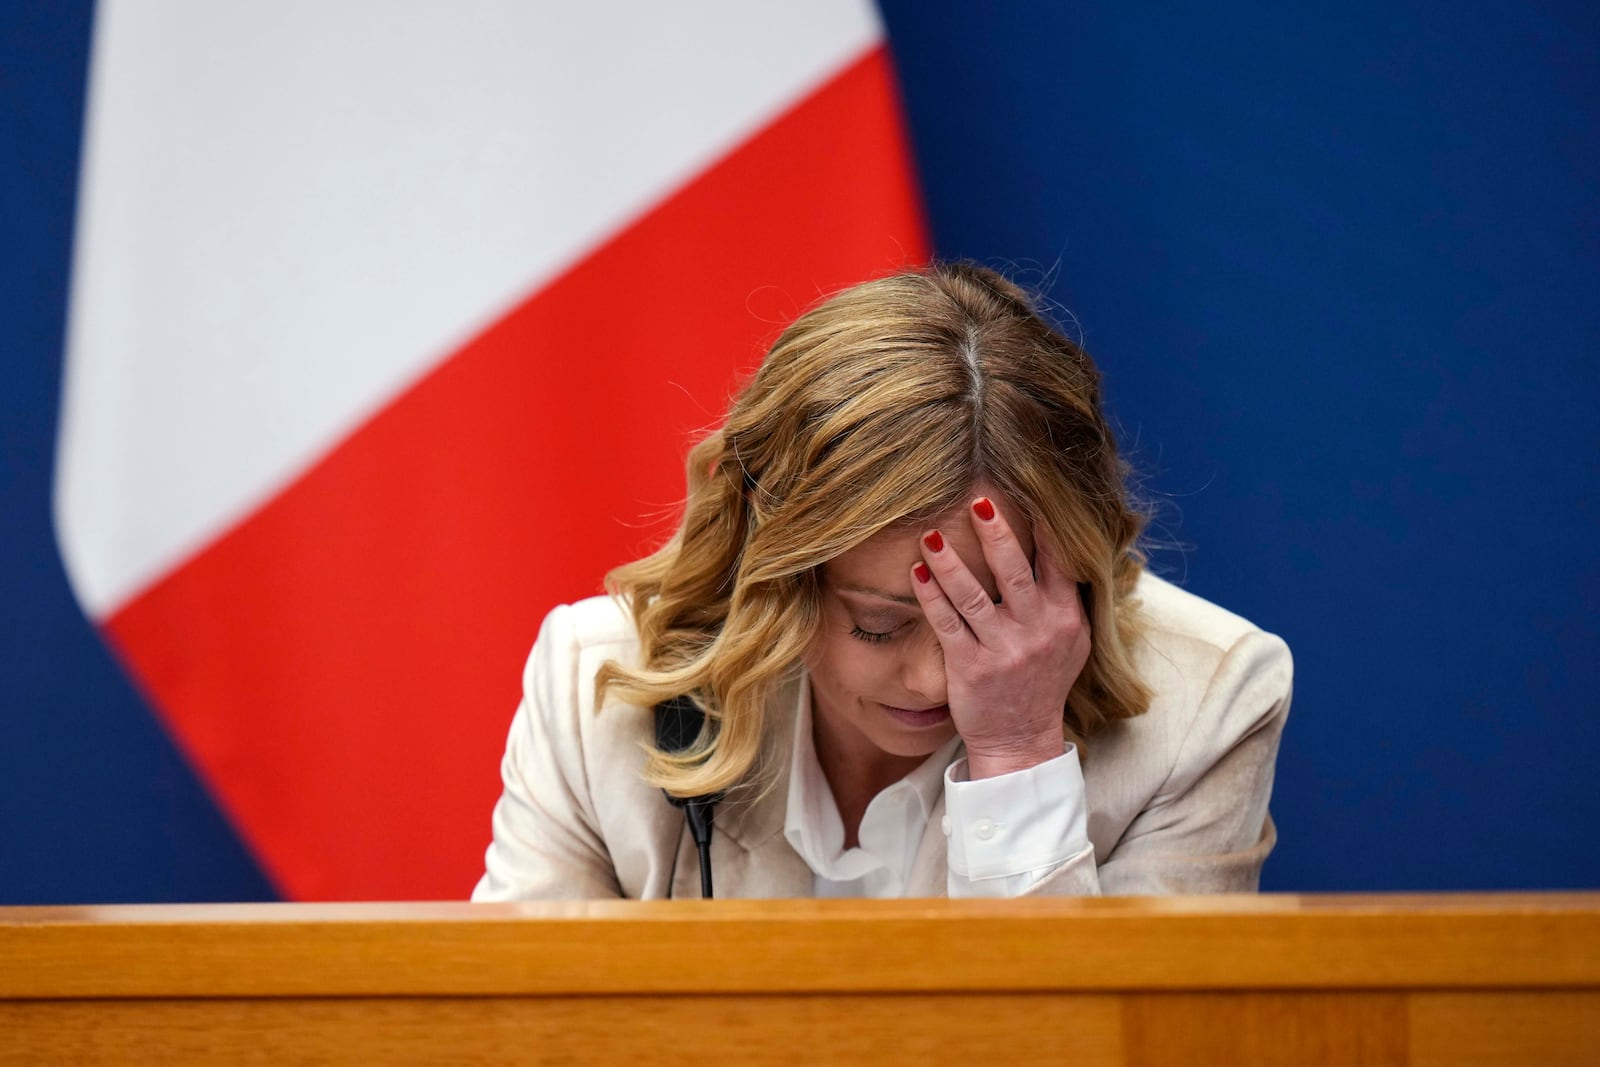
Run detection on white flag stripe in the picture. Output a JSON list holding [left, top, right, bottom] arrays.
[[57, 0, 881, 618]]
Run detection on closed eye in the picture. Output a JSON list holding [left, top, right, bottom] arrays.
[[850, 624, 899, 644]]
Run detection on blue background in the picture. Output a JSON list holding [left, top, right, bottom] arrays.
[[2, 2, 1595, 903]]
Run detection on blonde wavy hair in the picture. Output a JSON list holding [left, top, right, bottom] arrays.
[[596, 263, 1151, 799]]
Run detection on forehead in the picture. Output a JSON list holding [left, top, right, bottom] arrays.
[[820, 491, 1034, 595], [823, 521, 932, 588]]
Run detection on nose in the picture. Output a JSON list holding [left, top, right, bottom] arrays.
[[900, 629, 948, 706]]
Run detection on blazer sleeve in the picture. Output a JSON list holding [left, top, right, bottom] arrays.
[[1023, 627, 1293, 896], [472, 605, 625, 900]]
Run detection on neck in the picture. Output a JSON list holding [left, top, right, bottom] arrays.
[[809, 705, 923, 849]]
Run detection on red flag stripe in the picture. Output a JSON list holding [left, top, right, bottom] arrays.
[[104, 46, 928, 900]]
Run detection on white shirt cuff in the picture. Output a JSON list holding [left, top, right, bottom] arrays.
[[942, 745, 1089, 896]]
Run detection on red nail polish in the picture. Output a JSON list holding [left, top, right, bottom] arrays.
[[913, 562, 932, 584], [923, 530, 944, 552], [972, 497, 996, 522]]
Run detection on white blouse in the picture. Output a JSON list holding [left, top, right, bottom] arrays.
[[781, 681, 1091, 898]]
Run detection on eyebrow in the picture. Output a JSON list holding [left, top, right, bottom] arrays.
[[833, 583, 919, 607]]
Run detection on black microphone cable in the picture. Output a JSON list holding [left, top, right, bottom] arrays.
[[654, 695, 722, 898]]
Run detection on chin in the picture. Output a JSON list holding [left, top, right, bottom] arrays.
[[878, 732, 955, 761], [868, 713, 957, 758]]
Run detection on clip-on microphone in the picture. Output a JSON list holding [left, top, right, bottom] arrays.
[[654, 695, 721, 898]]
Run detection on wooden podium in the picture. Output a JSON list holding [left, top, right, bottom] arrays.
[[3, 894, 1597, 1064]]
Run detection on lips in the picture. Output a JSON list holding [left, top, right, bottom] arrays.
[[881, 703, 952, 728]]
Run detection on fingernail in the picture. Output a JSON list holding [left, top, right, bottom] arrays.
[[972, 497, 995, 522], [922, 530, 944, 552], [913, 562, 932, 584]]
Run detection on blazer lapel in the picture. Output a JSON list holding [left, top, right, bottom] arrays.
[[685, 670, 812, 898], [710, 750, 812, 898]]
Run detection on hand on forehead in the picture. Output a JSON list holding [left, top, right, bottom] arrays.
[[822, 488, 1034, 604]]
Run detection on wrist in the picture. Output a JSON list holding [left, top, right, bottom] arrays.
[[963, 733, 1066, 780]]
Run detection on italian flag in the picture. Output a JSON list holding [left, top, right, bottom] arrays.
[[56, 0, 927, 899]]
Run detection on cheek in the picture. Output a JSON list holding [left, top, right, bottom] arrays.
[[807, 633, 884, 698]]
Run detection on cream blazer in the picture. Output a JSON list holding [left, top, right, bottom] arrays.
[[473, 573, 1292, 900]]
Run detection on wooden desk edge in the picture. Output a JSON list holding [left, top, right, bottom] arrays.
[[4, 893, 1598, 1000]]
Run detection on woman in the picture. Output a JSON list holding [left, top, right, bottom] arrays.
[[473, 263, 1291, 899]]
